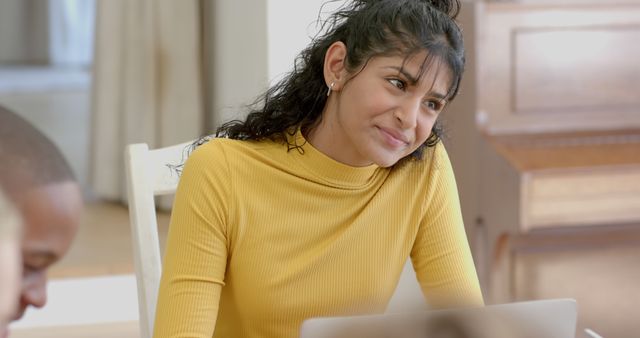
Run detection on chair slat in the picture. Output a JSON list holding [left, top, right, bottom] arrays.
[[125, 140, 195, 338]]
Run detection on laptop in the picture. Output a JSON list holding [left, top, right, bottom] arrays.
[[300, 298, 577, 338]]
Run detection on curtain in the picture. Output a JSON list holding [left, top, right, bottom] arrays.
[[91, 0, 205, 203], [0, 0, 49, 64], [48, 0, 96, 67]]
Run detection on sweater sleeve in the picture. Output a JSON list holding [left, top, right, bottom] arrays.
[[410, 143, 484, 309], [153, 141, 231, 338]]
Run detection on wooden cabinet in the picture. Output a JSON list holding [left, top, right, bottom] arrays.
[[444, 1, 640, 320], [478, 132, 640, 301]]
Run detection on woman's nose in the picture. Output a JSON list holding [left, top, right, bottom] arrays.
[[394, 99, 421, 129]]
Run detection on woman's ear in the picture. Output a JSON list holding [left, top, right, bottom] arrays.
[[323, 41, 348, 92]]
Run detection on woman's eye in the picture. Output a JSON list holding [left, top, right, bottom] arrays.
[[23, 261, 47, 274], [425, 100, 444, 112], [388, 78, 405, 90]]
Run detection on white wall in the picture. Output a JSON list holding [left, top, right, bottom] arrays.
[[266, 0, 330, 83], [209, 0, 345, 130], [208, 0, 269, 129], [0, 67, 91, 193]]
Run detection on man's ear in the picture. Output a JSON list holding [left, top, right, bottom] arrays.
[[323, 41, 348, 92]]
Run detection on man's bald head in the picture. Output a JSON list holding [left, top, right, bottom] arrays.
[[0, 105, 75, 198], [0, 105, 81, 324]]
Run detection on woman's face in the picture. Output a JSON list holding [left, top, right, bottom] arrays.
[[312, 47, 452, 168]]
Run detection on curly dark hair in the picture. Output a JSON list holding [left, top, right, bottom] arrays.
[[216, 0, 464, 162]]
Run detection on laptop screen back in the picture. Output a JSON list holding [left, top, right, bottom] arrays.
[[300, 298, 577, 338]]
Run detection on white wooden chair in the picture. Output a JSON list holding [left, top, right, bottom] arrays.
[[125, 140, 195, 338]]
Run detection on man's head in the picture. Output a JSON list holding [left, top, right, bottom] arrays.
[[0, 105, 82, 322]]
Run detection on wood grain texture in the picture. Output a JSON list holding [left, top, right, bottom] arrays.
[[514, 27, 640, 114], [476, 2, 640, 133], [524, 166, 640, 229], [488, 130, 640, 171]]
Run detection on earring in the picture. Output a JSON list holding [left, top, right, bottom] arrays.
[[326, 82, 335, 97]]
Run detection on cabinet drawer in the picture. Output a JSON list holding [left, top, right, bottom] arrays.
[[522, 165, 640, 230]]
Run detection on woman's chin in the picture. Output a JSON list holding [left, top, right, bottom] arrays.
[[373, 159, 399, 168], [370, 153, 404, 168]]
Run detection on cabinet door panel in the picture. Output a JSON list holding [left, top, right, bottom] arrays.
[[514, 27, 640, 114], [478, 4, 640, 133]]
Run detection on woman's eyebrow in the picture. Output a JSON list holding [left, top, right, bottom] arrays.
[[430, 91, 448, 101], [384, 66, 448, 100], [25, 250, 58, 266], [385, 66, 418, 84]]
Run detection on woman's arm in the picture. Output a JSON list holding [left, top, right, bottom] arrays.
[[411, 143, 484, 308], [153, 142, 231, 338]]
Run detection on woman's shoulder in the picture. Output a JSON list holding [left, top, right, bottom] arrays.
[[205, 136, 282, 152], [186, 137, 228, 161], [428, 141, 452, 171], [186, 136, 281, 167], [400, 141, 451, 174]]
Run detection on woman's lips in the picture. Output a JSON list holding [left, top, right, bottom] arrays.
[[377, 126, 409, 148]]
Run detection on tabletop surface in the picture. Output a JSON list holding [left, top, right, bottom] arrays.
[[10, 321, 139, 338]]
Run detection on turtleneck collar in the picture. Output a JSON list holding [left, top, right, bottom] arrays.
[[287, 129, 385, 189]]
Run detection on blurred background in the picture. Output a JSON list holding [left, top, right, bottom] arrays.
[[1, 0, 639, 337]]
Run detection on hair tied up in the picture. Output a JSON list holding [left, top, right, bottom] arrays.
[[426, 0, 461, 19], [350, 0, 461, 19]]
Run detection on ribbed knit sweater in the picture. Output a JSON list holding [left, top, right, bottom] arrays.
[[153, 131, 483, 338]]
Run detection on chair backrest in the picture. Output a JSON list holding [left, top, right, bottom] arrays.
[[125, 140, 194, 338]]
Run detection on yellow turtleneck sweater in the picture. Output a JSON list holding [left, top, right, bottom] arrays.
[[153, 133, 483, 338]]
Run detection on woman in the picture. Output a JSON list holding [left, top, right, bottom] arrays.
[[154, 0, 483, 337], [0, 191, 21, 338]]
